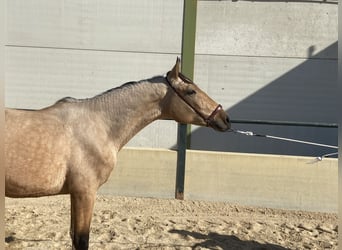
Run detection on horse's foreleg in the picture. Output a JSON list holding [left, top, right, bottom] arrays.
[[70, 192, 95, 250]]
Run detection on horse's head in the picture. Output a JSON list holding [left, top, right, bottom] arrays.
[[163, 58, 231, 132]]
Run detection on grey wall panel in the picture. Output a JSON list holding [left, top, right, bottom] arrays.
[[5, 47, 179, 148], [5, 47, 179, 109], [196, 1, 337, 59], [191, 42, 339, 156], [190, 1, 338, 156], [191, 43, 337, 156], [5, 1, 338, 155], [7, 0, 183, 53], [126, 120, 178, 149], [195, 43, 338, 124]]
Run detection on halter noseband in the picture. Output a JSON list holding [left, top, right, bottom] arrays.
[[165, 72, 223, 127]]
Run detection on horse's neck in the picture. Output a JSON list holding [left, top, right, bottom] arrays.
[[86, 79, 167, 150]]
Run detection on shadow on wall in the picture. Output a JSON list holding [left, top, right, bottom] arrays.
[[189, 42, 338, 157]]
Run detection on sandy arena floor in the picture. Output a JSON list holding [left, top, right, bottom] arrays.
[[5, 195, 337, 250]]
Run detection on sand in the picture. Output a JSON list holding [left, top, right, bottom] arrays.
[[5, 195, 337, 250]]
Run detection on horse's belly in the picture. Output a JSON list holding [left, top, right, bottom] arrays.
[[5, 173, 66, 198], [5, 109, 71, 197], [5, 150, 69, 197], [5, 160, 68, 197]]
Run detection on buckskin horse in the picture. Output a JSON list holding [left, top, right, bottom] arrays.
[[5, 58, 231, 250]]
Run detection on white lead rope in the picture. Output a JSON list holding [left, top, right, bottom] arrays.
[[232, 129, 338, 149], [229, 129, 338, 160], [264, 135, 338, 149]]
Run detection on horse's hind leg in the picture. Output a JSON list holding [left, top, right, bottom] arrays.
[[70, 192, 96, 250]]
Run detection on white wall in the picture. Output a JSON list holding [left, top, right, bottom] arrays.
[[191, 0, 338, 156], [5, 0, 338, 156], [99, 148, 338, 213], [5, 0, 183, 149]]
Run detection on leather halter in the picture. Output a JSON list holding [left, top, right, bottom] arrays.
[[165, 72, 223, 127]]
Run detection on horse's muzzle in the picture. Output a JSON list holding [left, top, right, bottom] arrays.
[[209, 111, 231, 132]]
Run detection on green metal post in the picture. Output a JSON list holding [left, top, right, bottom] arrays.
[[175, 0, 197, 200]]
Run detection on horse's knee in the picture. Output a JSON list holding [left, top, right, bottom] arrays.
[[73, 233, 89, 250]]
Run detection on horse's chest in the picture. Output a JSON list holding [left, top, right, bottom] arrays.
[[69, 140, 117, 187]]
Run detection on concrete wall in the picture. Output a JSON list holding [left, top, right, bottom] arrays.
[[5, 1, 338, 155], [191, 1, 338, 156], [5, 0, 183, 149], [99, 148, 338, 213], [4, 2, 338, 212]]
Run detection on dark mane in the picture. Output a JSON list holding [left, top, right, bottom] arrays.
[[54, 81, 139, 104], [96, 81, 138, 97], [55, 96, 80, 104], [55, 75, 165, 104], [166, 71, 196, 85], [95, 75, 165, 97], [179, 73, 196, 85]]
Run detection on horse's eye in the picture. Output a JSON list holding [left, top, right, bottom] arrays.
[[186, 89, 197, 96]]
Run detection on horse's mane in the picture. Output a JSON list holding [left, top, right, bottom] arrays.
[[55, 97, 80, 104], [55, 75, 165, 104], [94, 75, 166, 98], [95, 81, 137, 97]]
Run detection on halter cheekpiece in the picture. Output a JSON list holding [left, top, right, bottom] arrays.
[[165, 72, 223, 127]]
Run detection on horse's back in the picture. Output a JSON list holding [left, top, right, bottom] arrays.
[[5, 108, 71, 197]]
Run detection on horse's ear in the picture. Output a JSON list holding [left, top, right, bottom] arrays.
[[167, 57, 180, 82]]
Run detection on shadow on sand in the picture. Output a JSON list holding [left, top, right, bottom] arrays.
[[169, 229, 290, 250]]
